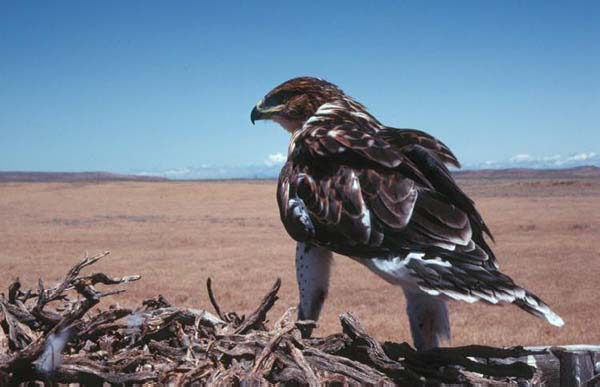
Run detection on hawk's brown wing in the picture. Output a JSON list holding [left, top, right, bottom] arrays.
[[376, 126, 496, 264], [278, 161, 481, 261], [279, 103, 489, 265], [380, 127, 461, 168]]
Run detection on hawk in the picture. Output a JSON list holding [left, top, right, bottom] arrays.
[[251, 77, 563, 350]]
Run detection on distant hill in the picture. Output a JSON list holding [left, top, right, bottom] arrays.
[[453, 166, 600, 179], [0, 171, 168, 183], [1, 166, 599, 182]]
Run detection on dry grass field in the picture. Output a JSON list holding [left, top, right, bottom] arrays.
[[1, 177, 599, 348]]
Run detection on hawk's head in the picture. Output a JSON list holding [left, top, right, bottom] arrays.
[[251, 77, 345, 132]]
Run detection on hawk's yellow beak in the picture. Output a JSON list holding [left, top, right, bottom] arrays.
[[250, 105, 264, 125], [250, 99, 284, 124]]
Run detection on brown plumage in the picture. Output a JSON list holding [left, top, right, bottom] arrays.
[[251, 77, 563, 347]]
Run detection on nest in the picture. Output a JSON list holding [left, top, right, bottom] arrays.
[[0, 252, 539, 385]]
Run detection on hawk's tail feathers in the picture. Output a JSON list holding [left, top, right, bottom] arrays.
[[419, 282, 564, 327], [404, 256, 565, 327], [512, 289, 564, 327]]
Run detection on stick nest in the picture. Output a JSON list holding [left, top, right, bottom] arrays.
[[0, 252, 540, 385]]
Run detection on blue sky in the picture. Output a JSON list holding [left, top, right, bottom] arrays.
[[1, 1, 598, 174]]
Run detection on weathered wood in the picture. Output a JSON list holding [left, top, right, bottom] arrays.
[[551, 347, 595, 387], [303, 347, 391, 384], [0, 252, 598, 386], [592, 351, 600, 386], [340, 312, 422, 383], [233, 278, 281, 334], [515, 345, 600, 386], [286, 339, 319, 386]]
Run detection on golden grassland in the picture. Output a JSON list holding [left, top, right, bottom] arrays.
[[0, 178, 598, 347]]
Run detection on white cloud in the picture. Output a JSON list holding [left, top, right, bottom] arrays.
[[541, 154, 562, 162], [137, 167, 191, 177], [509, 153, 534, 162], [264, 152, 286, 166], [563, 152, 597, 163], [466, 151, 599, 169], [510, 152, 599, 165]]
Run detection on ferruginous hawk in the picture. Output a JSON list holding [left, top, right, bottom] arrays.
[[251, 77, 563, 350]]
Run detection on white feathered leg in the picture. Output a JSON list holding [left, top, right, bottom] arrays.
[[296, 242, 333, 336], [352, 254, 451, 350], [404, 289, 451, 350]]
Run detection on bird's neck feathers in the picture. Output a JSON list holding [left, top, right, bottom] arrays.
[[272, 115, 304, 133], [286, 97, 381, 159], [287, 96, 378, 134]]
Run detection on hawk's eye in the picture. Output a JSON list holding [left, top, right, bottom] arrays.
[[265, 91, 293, 107]]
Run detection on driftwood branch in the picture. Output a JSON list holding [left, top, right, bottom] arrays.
[[0, 252, 597, 385], [233, 278, 281, 334]]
